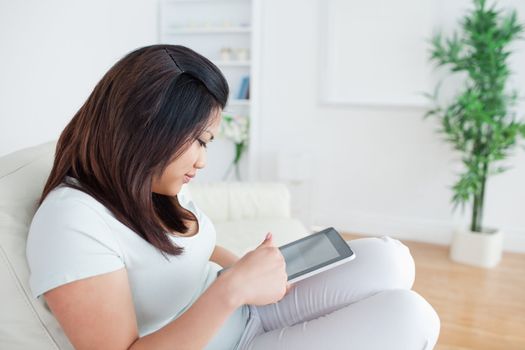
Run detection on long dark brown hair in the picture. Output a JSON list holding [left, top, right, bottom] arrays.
[[40, 45, 229, 257]]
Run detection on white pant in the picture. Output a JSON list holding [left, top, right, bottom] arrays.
[[236, 236, 441, 350]]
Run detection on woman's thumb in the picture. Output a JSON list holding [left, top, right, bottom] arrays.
[[260, 232, 273, 246]]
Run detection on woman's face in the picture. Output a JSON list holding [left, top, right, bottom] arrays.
[[152, 111, 222, 196]]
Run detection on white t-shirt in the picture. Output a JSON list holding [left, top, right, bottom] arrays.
[[26, 178, 250, 350]]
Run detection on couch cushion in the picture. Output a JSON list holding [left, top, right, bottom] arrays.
[[188, 182, 292, 222], [0, 141, 72, 349], [227, 183, 291, 221], [186, 183, 230, 221], [214, 218, 308, 257]]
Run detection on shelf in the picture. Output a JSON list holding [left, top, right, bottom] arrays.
[[159, 0, 257, 180], [214, 60, 251, 67], [165, 27, 251, 34], [166, 0, 248, 3], [228, 99, 250, 106]]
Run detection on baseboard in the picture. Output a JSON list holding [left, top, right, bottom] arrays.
[[312, 211, 525, 253]]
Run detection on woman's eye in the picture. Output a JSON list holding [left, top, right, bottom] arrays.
[[197, 139, 207, 148]]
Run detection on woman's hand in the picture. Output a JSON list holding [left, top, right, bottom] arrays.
[[220, 232, 289, 306]]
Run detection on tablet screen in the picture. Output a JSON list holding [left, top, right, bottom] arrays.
[[281, 233, 341, 277]]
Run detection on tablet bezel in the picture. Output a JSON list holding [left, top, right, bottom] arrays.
[[279, 227, 355, 283]]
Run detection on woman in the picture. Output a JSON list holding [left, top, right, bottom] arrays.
[[26, 45, 440, 349]]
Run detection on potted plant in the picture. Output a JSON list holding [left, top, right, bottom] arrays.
[[425, 0, 525, 267]]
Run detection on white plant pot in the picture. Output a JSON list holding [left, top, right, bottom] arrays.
[[449, 228, 503, 268]]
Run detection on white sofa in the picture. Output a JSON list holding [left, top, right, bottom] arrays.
[[0, 141, 307, 349]]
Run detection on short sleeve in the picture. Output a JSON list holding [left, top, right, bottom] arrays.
[[26, 196, 125, 299]]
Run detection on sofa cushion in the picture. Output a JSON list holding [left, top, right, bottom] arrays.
[[0, 141, 71, 349], [214, 218, 308, 257], [188, 182, 292, 222], [186, 183, 230, 221]]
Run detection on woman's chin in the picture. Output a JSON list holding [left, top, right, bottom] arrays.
[[152, 183, 183, 197]]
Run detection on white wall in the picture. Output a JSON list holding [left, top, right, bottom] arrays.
[[255, 0, 525, 252], [0, 0, 158, 156], [1, 0, 524, 252]]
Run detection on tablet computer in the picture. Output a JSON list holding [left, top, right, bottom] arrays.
[[280, 227, 355, 283], [217, 227, 355, 284]]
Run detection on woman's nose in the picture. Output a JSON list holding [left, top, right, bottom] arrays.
[[194, 149, 206, 169]]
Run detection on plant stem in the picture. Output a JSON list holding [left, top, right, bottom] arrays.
[[478, 161, 488, 231], [470, 161, 488, 233], [471, 192, 480, 232], [223, 161, 234, 181], [234, 163, 241, 181]]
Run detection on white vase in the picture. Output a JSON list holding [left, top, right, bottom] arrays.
[[449, 227, 503, 268]]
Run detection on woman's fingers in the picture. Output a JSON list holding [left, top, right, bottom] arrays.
[[285, 282, 294, 296]]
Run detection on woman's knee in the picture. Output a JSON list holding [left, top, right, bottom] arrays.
[[382, 289, 441, 349], [346, 236, 415, 290]]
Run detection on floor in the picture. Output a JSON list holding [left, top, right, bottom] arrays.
[[341, 233, 525, 350]]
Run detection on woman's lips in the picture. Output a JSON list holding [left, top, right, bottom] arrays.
[[183, 174, 195, 183]]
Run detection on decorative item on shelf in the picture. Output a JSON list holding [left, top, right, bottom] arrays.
[[424, 0, 525, 268], [220, 47, 233, 61], [235, 48, 250, 61], [237, 75, 250, 100], [220, 113, 250, 181]]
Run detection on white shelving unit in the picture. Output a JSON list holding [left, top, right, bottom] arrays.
[[213, 60, 252, 67], [166, 27, 252, 34], [159, 0, 260, 182]]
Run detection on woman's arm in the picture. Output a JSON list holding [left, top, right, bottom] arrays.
[[210, 245, 240, 268], [44, 236, 289, 350], [44, 268, 241, 350]]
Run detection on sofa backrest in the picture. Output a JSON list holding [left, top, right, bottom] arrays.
[[0, 141, 71, 349]]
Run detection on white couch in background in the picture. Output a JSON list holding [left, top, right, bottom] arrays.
[[187, 182, 307, 256], [0, 141, 307, 349]]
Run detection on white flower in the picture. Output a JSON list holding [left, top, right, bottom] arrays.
[[220, 114, 249, 144]]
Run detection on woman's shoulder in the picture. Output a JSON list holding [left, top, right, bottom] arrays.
[[27, 182, 125, 299], [40, 183, 108, 217], [30, 182, 113, 238], [28, 181, 123, 260]]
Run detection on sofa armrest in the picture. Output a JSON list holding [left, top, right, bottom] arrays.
[[185, 182, 291, 223]]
